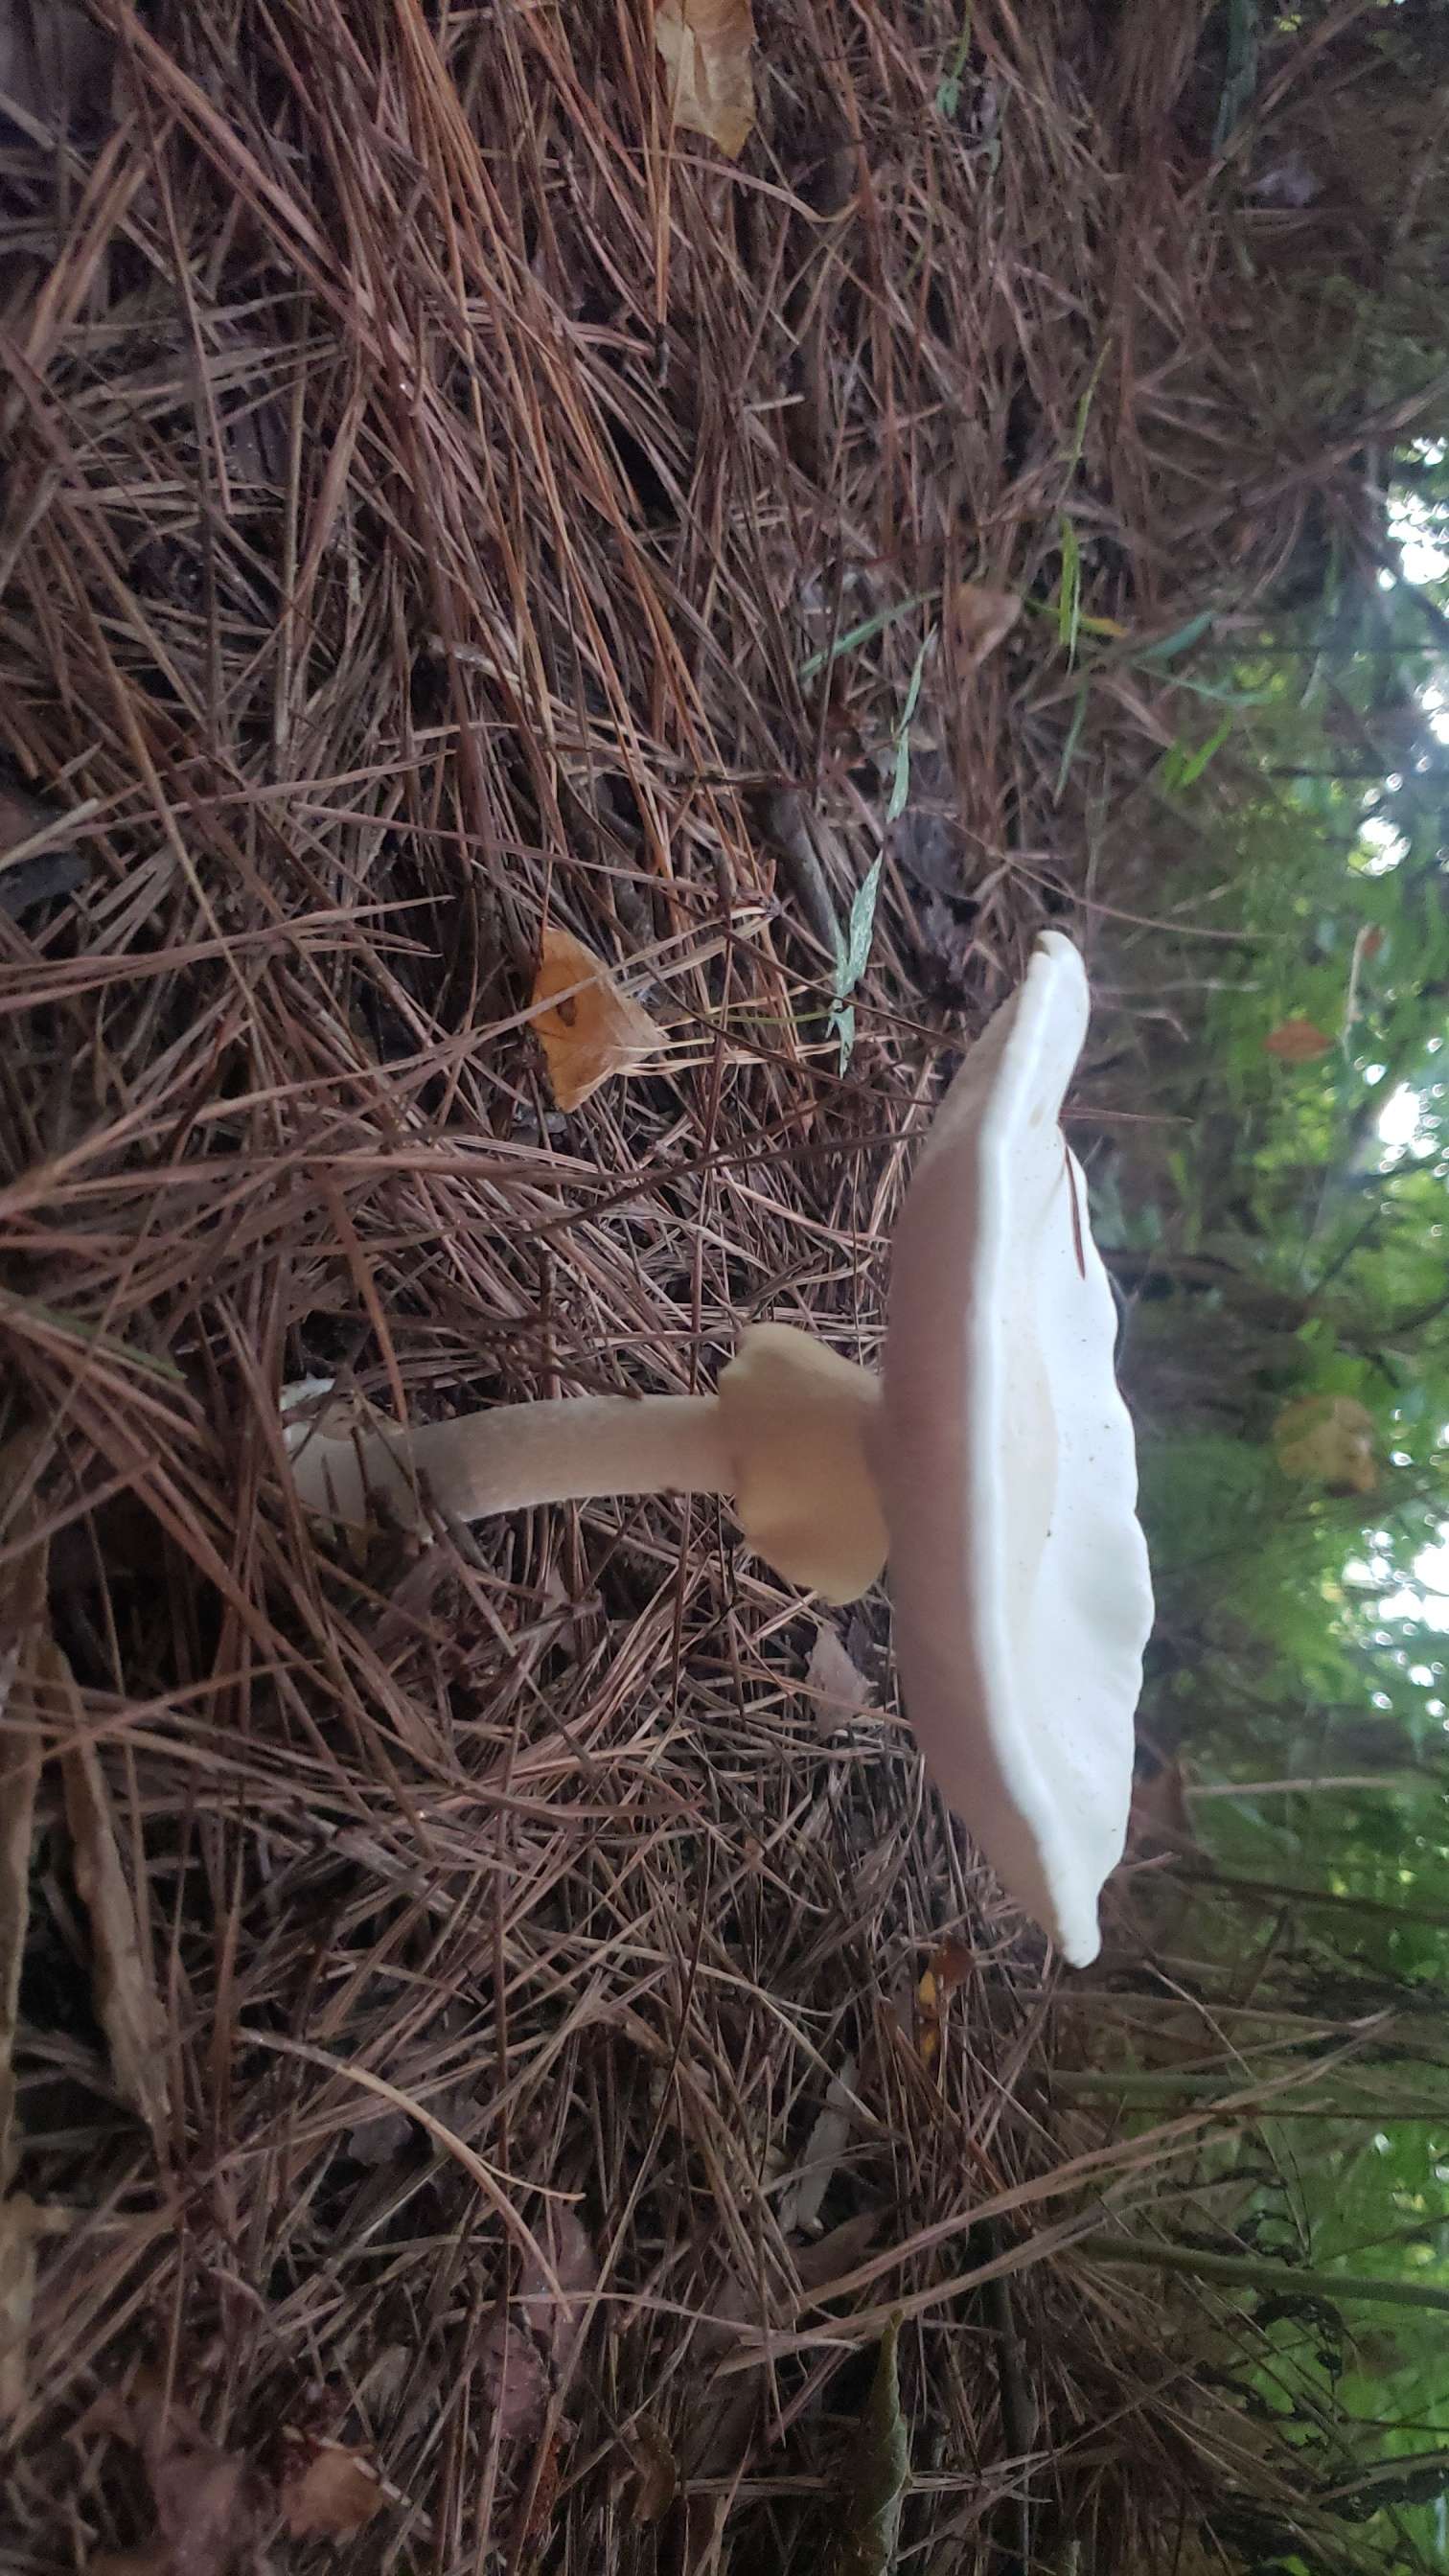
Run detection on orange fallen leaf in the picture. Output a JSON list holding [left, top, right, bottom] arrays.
[[1263, 1017, 1332, 1063], [515, 2426, 564, 2552], [916, 1937, 972, 2069], [950, 581, 1020, 673], [531, 925, 665, 1114], [1274, 1393, 1377, 1495], [654, 0, 755, 158], [281, 2437, 390, 2541]]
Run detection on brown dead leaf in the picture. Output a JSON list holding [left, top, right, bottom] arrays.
[[0, 1440, 61, 2424], [280, 2438, 389, 2542], [794, 2210, 881, 2294], [0, 1550, 43, 2192], [90, 2374, 262, 2576], [804, 1623, 874, 1739], [481, 2311, 549, 2443], [0, 2195, 66, 2423], [777, 2058, 858, 2236], [344, 2107, 411, 2168], [654, 0, 755, 158], [0, 0, 112, 132], [1128, 1759, 1199, 1854], [1274, 1393, 1378, 1495], [0, 2195, 35, 2424], [950, 581, 1021, 672], [523, 2205, 597, 2377], [0, 772, 88, 920], [1263, 1017, 1332, 1063], [688, 2212, 882, 2491], [90, 2545, 175, 2576], [148, 2446, 251, 2576], [514, 2425, 564, 2555], [481, 2205, 598, 2441], [61, 1724, 170, 2139], [531, 924, 665, 1114], [627, 2413, 678, 2524]]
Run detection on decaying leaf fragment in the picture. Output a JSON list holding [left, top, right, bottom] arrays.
[[950, 581, 1020, 673], [0, 771, 88, 920], [1263, 1017, 1332, 1063], [480, 2206, 598, 2442], [834, 2316, 909, 2575], [777, 2058, 858, 2236], [280, 2436, 391, 2541], [1273, 1392, 1377, 1495], [805, 1622, 875, 1739], [915, 1938, 971, 2071], [0, 0, 113, 133], [654, 0, 755, 159], [625, 2412, 678, 2524], [0, 2195, 68, 2423], [85, 2374, 263, 2576], [1, 1612, 41, 2195], [531, 924, 665, 1114], [61, 1725, 170, 2140], [0, 1436, 50, 2422], [1128, 1757, 1198, 1854]]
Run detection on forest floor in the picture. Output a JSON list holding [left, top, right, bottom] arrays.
[[2, 4, 1441, 2571]]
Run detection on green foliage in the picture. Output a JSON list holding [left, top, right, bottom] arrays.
[[829, 856, 886, 1070], [1092, 444, 1449, 2565]]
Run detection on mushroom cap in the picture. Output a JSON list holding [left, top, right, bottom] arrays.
[[872, 932, 1153, 1966]]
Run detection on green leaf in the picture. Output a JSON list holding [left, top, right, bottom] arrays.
[[799, 592, 936, 685], [1068, 344, 1109, 471], [886, 636, 932, 826], [1134, 609, 1215, 665], [1058, 517, 1082, 663], [835, 2317, 908, 2575], [934, 3, 972, 117], [1175, 712, 1233, 787], [1213, 0, 1260, 152], [1054, 683, 1090, 801], [1162, 671, 1275, 708], [840, 857, 883, 1000], [826, 855, 885, 1070]]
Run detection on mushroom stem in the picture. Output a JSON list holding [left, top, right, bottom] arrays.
[[289, 1392, 733, 1532]]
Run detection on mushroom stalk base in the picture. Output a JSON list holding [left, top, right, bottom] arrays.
[[289, 1393, 733, 1532]]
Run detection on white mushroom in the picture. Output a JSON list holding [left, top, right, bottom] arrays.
[[869, 931, 1153, 1965], [285, 932, 1151, 1961]]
